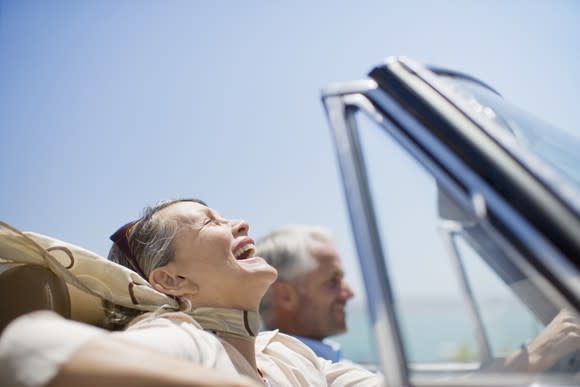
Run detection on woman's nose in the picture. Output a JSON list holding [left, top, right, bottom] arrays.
[[232, 219, 249, 236]]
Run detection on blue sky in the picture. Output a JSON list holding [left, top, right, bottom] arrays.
[[1, 1, 579, 310]]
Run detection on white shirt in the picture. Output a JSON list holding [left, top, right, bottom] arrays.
[[0, 311, 383, 387]]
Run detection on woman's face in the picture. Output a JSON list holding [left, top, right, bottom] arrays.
[[150, 201, 277, 311]]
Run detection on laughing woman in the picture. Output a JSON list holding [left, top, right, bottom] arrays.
[[1, 199, 382, 387]]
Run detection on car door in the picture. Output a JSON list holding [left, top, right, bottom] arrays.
[[321, 56, 580, 387]]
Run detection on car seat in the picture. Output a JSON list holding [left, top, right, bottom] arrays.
[[0, 221, 175, 334]]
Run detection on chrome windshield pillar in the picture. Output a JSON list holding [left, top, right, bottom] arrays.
[[321, 86, 408, 387]]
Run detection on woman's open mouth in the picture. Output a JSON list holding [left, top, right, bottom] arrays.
[[233, 239, 256, 260]]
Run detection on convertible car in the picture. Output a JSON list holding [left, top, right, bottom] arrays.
[[0, 56, 579, 387], [321, 56, 580, 385]]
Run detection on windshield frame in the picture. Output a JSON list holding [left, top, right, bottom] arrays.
[[431, 70, 580, 214], [321, 56, 580, 387], [367, 57, 580, 269]]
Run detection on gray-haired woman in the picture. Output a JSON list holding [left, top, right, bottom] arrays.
[[1, 198, 382, 387]]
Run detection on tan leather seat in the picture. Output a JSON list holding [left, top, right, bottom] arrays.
[[0, 262, 106, 334], [0, 263, 70, 333], [0, 223, 172, 333]]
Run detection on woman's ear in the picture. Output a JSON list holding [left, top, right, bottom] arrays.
[[149, 267, 197, 297]]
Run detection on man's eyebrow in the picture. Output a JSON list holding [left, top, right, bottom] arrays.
[[329, 269, 344, 278]]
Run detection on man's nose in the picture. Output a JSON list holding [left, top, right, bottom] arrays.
[[340, 281, 355, 300], [232, 219, 249, 236]]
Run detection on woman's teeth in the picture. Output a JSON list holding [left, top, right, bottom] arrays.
[[234, 243, 256, 260]]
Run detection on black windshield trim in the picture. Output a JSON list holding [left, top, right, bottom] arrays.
[[367, 63, 580, 272]]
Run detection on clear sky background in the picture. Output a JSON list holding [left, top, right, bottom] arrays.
[[1, 1, 579, 316]]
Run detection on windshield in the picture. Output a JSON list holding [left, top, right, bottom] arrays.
[[439, 75, 580, 202]]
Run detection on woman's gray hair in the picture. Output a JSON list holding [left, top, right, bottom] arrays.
[[104, 198, 206, 330], [256, 225, 333, 329]]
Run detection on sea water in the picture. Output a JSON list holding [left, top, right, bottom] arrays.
[[334, 299, 543, 365]]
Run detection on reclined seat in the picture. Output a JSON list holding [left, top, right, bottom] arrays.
[[0, 262, 70, 333], [0, 221, 176, 334]]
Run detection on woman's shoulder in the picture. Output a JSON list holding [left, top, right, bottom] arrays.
[[105, 311, 239, 370], [119, 311, 229, 362], [128, 310, 204, 330]]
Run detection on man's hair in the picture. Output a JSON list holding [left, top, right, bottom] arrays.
[[256, 225, 333, 329]]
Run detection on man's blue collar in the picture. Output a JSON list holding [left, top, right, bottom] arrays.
[[294, 335, 342, 362]]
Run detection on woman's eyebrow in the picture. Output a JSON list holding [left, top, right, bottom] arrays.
[[206, 208, 225, 220], [203, 208, 218, 218], [177, 208, 214, 226]]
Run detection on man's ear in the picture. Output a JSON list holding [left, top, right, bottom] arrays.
[[149, 267, 196, 297], [272, 282, 299, 311]]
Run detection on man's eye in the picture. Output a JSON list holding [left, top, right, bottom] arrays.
[[328, 278, 340, 288]]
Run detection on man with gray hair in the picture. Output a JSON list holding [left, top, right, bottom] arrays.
[[256, 225, 354, 362]]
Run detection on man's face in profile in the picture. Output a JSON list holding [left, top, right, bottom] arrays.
[[292, 240, 354, 339]]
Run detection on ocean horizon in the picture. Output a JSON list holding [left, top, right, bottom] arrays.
[[333, 298, 542, 365]]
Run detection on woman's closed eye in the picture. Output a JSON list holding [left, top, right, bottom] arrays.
[[203, 217, 217, 226], [200, 208, 228, 226], [203, 216, 226, 226]]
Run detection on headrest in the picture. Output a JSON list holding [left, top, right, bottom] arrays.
[[0, 262, 70, 332], [0, 221, 179, 329]]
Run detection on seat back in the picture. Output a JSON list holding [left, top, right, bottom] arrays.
[[0, 261, 108, 333], [0, 263, 70, 333], [0, 221, 178, 333]]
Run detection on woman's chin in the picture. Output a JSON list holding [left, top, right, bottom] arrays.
[[237, 256, 278, 279]]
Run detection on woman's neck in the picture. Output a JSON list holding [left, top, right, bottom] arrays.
[[189, 307, 260, 339], [187, 306, 263, 381], [223, 335, 258, 370]]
